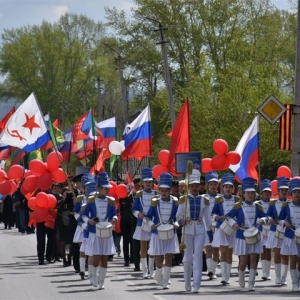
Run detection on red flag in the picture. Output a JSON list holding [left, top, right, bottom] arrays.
[[72, 111, 89, 143], [168, 98, 190, 175], [53, 118, 60, 128], [90, 148, 111, 175], [125, 170, 133, 184], [0, 107, 15, 133]]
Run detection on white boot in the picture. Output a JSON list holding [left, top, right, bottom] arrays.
[[79, 257, 85, 279], [149, 256, 155, 278], [207, 258, 213, 279], [226, 263, 232, 284], [248, 269, 256, 291], [266, 261, 271, 280], [239, 270, 245, 288], [183, 262, 192, 291], [290, 269, 299, 292], [163, 266, 171, 289], [92, 266, 99, 287], [261, 260, 267, 280], [98, 267, 107, 290], [89, 265, 94, 285], [211, 260, 218, 279], [154, 267, 163, 285], [274, 263, 281, 285], [281, 264, 288, 285], [220, 262, 227, 284], [141, 258, 148, 278]]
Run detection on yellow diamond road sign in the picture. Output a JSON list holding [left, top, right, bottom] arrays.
[[257, 95, 286, 125]]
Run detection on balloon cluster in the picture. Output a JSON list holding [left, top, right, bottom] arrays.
[[152, 150, 170, 179], [202, 139, 241, 172], [108, 181, 128, 199], [108, 141, 125, 156], [0, 165, 23, 195], [28, 192, 57, 223]]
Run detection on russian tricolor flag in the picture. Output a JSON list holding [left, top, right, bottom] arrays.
[[96, 117, 116, 148], [58, 126, 73, 162], [229, 116, 260, 182], [122, 105, 152, 159]]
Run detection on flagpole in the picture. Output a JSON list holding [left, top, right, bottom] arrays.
[[257, 114, 261, 195]]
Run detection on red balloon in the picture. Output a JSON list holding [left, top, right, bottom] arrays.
[[36, 192, 49, 208], [47, 194, 57, 209], [31, 207, 49, 223], [108, 189, 118, 199], [47, 151, 63, 171], [20, 183, 29, 196], [152, 164, 168, 180], [38, 172, 53, 190], [23, 175, 39, 192], [158, 149, 170, 167], [116, 184, 128, 198], [28, 197, 37, 210], [0, 180, 12, 195], [211, 154, 227, 170], [277, 165, 291, 178], [109, 181, 117, 193], [226, 151, 241, 165], [24, 170, 33, 178], [153, 184, 158, 190], [222, 159, 231, 170], [51, 168, 67, 183], [213, 139, 229, 155], [202, 158, 213, 173], [271, 180, 278, 198], [0, 169, 8, 183], [10, 181, 17, 194], [8, 165, 23, 181], [29, 159, 47, 176]]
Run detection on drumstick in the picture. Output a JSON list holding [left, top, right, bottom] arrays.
[[179, 161, 193, 252]]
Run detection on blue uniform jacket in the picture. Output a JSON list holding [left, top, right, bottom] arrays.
[[278, 201, 296, 239], [267, 198, 286, 232], [225, 201, 267, 240]]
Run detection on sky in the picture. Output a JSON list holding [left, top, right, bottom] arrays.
[[0, 0, 294, 119]]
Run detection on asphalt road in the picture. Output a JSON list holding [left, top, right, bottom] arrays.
[[0, 227, 299, 300]]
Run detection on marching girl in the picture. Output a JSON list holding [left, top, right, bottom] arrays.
[[146, 173, 179, 289], [278, 177, 300, 292], [266, 177, 290, 285], [176, 170, 213, 293], [203, 171, 221, 279], [226, 177, 268, 291], [211, 173, 239, 285], [82, 172, 117, 290], [132, 168, 158, 278], [256, 179, 272, 281]]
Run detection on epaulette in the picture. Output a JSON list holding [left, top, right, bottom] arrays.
[[76, 195, 84, 203], [215, 196, 223, 204], [281, 201, 289, 209], [269, 199, 277, 206], [255, 202, 264, 213], [178, 195, 186, 205], [135, 190, 143, 199], [234, 202, 242, 210], [87, 194, 96, 203], [151, 196, 159, 207], [107, 196, 115, 206], [204, 197, 210, 206], [171, 195, 178, 206], [80, 203, 87, 212], [234, 196, 241, 203]]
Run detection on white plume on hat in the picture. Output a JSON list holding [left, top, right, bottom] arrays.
[[188, 169, 201, 184]]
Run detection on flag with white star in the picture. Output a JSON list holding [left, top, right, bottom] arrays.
[[0, 93, 50, 152]]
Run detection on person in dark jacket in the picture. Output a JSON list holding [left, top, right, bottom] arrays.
[[2, 194, 14, 229]]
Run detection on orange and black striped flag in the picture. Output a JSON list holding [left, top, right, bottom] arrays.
[[279, 104, 292, 151]]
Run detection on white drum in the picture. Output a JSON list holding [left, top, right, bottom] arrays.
[[96, 222, 113, 238], [275, 224, 285, 240], [157, 224, 174, 240], [141, 218, 151, 232], [295, 228, 300, 245], [220, 219, 235, 236], [262, 225, 270, 237], [243, 227, 261, 245]]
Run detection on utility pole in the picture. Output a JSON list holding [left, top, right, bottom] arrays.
[[154, 21, 175, 128], [97, 77, 104, 120], [292, 0, 300, 176]]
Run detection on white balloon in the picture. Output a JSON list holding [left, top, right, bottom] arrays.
[[119, 140, 125, 151], [109, 141, 123, 155]]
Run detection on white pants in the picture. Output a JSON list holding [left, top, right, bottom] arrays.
[[182, 233, 205, 289]]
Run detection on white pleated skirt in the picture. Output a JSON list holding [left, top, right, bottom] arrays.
[[73, 225, 83, 243], [80, 238, 88, 253], [133, 226, 151, 241], [85, 232, 116, 256], [265, 231, 283, 249], [211, 228, 235, 248], [280, 237, 300, 257], [234, 236, 263, 256], [148, 233, 179, 255]]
